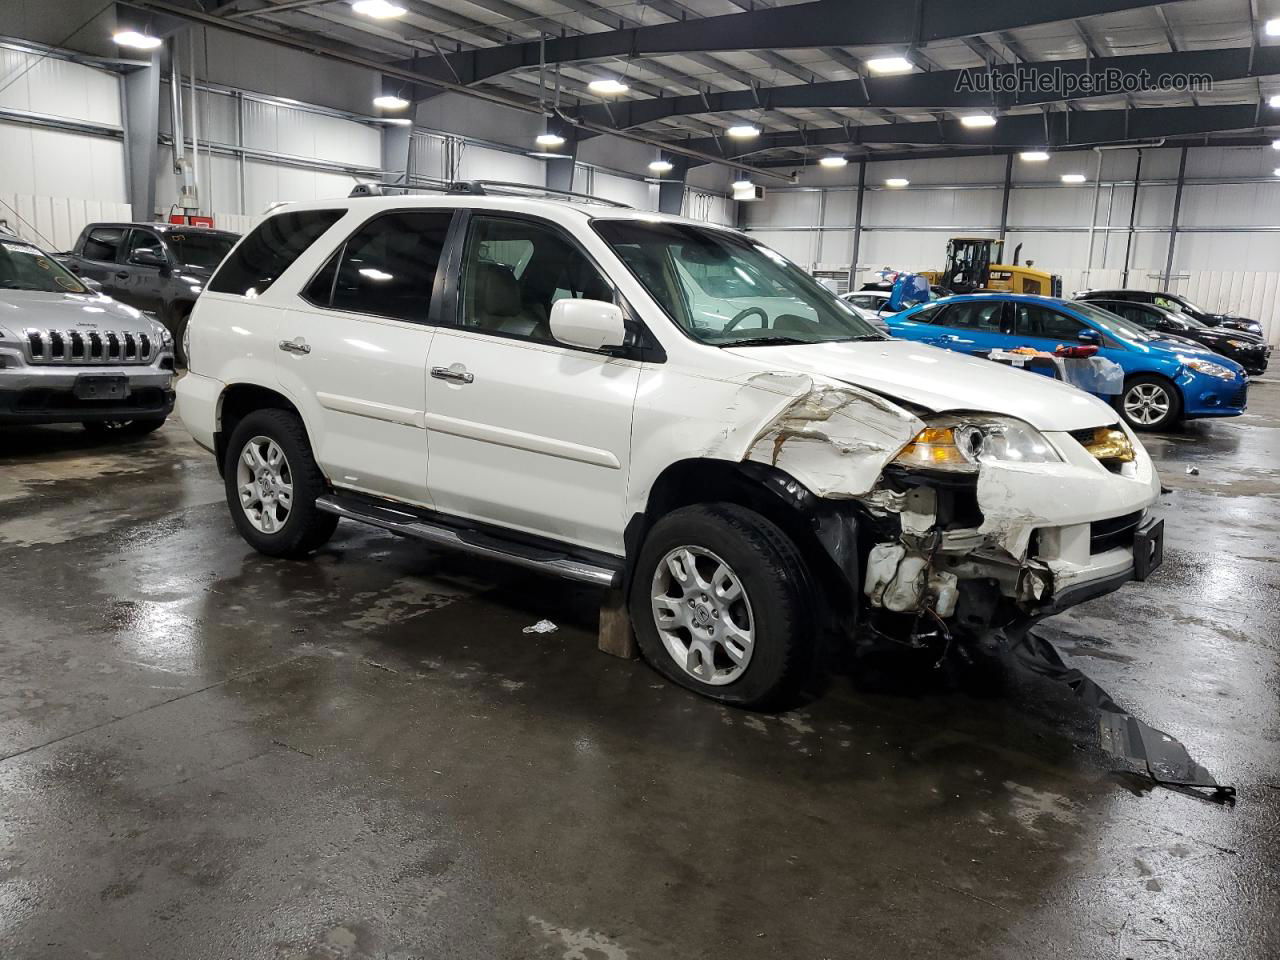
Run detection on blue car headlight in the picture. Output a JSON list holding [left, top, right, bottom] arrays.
[[1183, 357, 1235, 380]]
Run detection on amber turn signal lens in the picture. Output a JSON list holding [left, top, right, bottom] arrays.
[[895, 427, 975, 471], [1083, 427, 1135, 463]]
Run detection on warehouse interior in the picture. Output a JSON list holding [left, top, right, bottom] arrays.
[[1, 1, 1278, 957]]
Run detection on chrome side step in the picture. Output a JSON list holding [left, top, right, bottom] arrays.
[[315, 494, 622, 588]]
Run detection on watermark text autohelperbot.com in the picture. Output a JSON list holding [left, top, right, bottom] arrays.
[[955, 67, 1214, 97]]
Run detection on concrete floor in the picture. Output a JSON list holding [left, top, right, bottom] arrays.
[[1, 386, 1278, 960]]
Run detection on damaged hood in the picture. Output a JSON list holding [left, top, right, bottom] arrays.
[[724, 338, 1118, 432]]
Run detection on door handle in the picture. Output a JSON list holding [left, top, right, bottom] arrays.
[[431, 365, 474, 384], [115, 271, 128, 280], [278, 338, 311, 355]]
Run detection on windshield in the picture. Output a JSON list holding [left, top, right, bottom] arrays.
[[1067, 300, 1155, 343], [0, 240, 88, 294], [592, 219, 882, 346], [167, 232, 237, 269]]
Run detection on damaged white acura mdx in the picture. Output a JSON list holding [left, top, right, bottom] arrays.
[[178, 183, 1164, 707]]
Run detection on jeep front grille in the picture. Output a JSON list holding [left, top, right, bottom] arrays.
[[24, 328, 154, 365]]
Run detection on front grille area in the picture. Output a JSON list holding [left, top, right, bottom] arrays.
[[1090, 511, 1143, 555], [1227, 383, 1249, 408], [24, 328, 154, 365]]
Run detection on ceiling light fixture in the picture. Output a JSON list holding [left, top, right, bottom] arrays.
[[1020, 151, 1050, 161], [112, 30, 162, 50], [865, 56, 913, 74], [649, 159, 674, 174], [351, 0, 406, 18], [1266, 18, 1280, 36], [1274, 167, 1280, 176], [726, 124, 760, 139], [732, 179, 754, 191], [536, 132, 566, 147], [1270, 94, 1280, 108], [960, 114, 997, 128], [383, 118, 411, 126], [885, 177, 909, 187], [819, 156, 848, 168], [373, 94, 409, 110], [1273, 139, 1280, 149], [1061, 173, 1087, 183], [588, 79, 629, 95]]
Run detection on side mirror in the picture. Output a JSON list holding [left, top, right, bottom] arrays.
[[1077, 329, 1103, 345], [81, 276, 103, 293], [550, 298, 626, 351], [129, 246, 166, 268]]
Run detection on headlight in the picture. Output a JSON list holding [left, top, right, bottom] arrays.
[[894, 415, 1062, 473], [1183, 357, 1234, 380], [153, 322, 173, 347], [1225, 339, 1248, 349]]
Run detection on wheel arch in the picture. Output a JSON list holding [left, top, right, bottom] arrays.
[[214, 383, 304, 477], [624, 458, 862, 627]]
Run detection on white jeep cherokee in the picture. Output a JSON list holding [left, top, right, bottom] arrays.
[[178, 183, 1163, 706]]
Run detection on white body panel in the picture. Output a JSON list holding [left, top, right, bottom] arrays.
[[274, 308, 435, 506], [423, 327, 640, 553]]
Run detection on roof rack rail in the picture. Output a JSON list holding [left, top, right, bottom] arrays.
[[348, 179, 632, 208]]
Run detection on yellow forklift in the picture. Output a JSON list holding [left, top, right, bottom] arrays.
[[922, 237, 1062, 297]]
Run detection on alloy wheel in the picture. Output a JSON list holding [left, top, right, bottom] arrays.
[[650, 546, 755, 686], [236, 435, 294, 534], [1124, 383, 1171, 426]]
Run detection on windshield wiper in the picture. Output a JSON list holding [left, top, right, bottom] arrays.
[[719, 336, 814, 347]]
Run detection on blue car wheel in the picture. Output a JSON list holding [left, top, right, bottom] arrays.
[[1121, 375, 1182, 431]]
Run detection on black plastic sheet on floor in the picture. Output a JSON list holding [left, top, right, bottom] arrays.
[[1002, 621, 1237, 804]]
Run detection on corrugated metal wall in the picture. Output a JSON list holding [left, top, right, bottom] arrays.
[[745, 146, 1280, 344]]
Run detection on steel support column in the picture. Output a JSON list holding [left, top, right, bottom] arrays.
[[1121, 149, 1143, 287], [848, 160, 867, 289], [122, 53, 161, 222], [657, 161, 689, 215], [997, 153, 1013, 242], [1163, 146, 1188, 288]]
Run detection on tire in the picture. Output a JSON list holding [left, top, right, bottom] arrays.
[[82, 417, 166, 437], [172, 308, 191, 367], [1120, 375, 1182, 432], [629, 502, 818, 709], [223, 408, 337, 558]]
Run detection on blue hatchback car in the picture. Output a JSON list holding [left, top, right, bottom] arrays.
[[887, 293, 1248, 431]]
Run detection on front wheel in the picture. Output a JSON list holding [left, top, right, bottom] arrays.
[[1120, 375, 1182, 431], [223, 409, 337, 558], [630, 503, 818, 709]]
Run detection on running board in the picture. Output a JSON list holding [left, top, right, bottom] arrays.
[[315, 494, 622, 588]]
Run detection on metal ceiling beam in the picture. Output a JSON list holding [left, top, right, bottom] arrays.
[[126, 0, 798, 181], [396, 0, 1182, 85], [572, 47, 1280, 130], [675, 103, 1270, 162]]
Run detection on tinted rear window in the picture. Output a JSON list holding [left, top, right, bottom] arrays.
[[209, 209, 343, 297]]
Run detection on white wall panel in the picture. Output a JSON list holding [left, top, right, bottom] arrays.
[[240, 98, 378, 168], [0, 121, 125, 201], [590, 172, 653, 210], [455, 144, 545, 185], [0, 193, 132, 251], [0, 47, 120, 125]]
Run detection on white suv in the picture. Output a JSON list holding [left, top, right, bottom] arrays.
[[178, 183, 1163, 707]]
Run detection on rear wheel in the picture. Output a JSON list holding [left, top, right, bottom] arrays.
[[173, 308, 192, 366], [1120, 375, 1182, 431], [223, 409, 337, 558], [630, 503, 818, 708]]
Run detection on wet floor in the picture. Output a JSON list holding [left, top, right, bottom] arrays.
[[1, 385, 1278, 959]]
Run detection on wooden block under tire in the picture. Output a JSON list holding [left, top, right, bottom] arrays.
[[598, 587, 637, 659]]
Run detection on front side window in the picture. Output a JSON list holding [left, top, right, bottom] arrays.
[[304, 210, 452, 323], [83, 227, 123, 262], [1013, 303, 1086, 341], [125, 229, 164, 261], [593, 219, 879, 346], [166, 232, 237, 270], [1065, 300, 1153, 343], [458, 216, 612, 344], [0, 239, 87, 293], [210, 208, 344, 297]]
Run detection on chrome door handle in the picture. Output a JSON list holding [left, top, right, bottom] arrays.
[[431, 365, 474, 384], [279, 339, 311, 355]]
